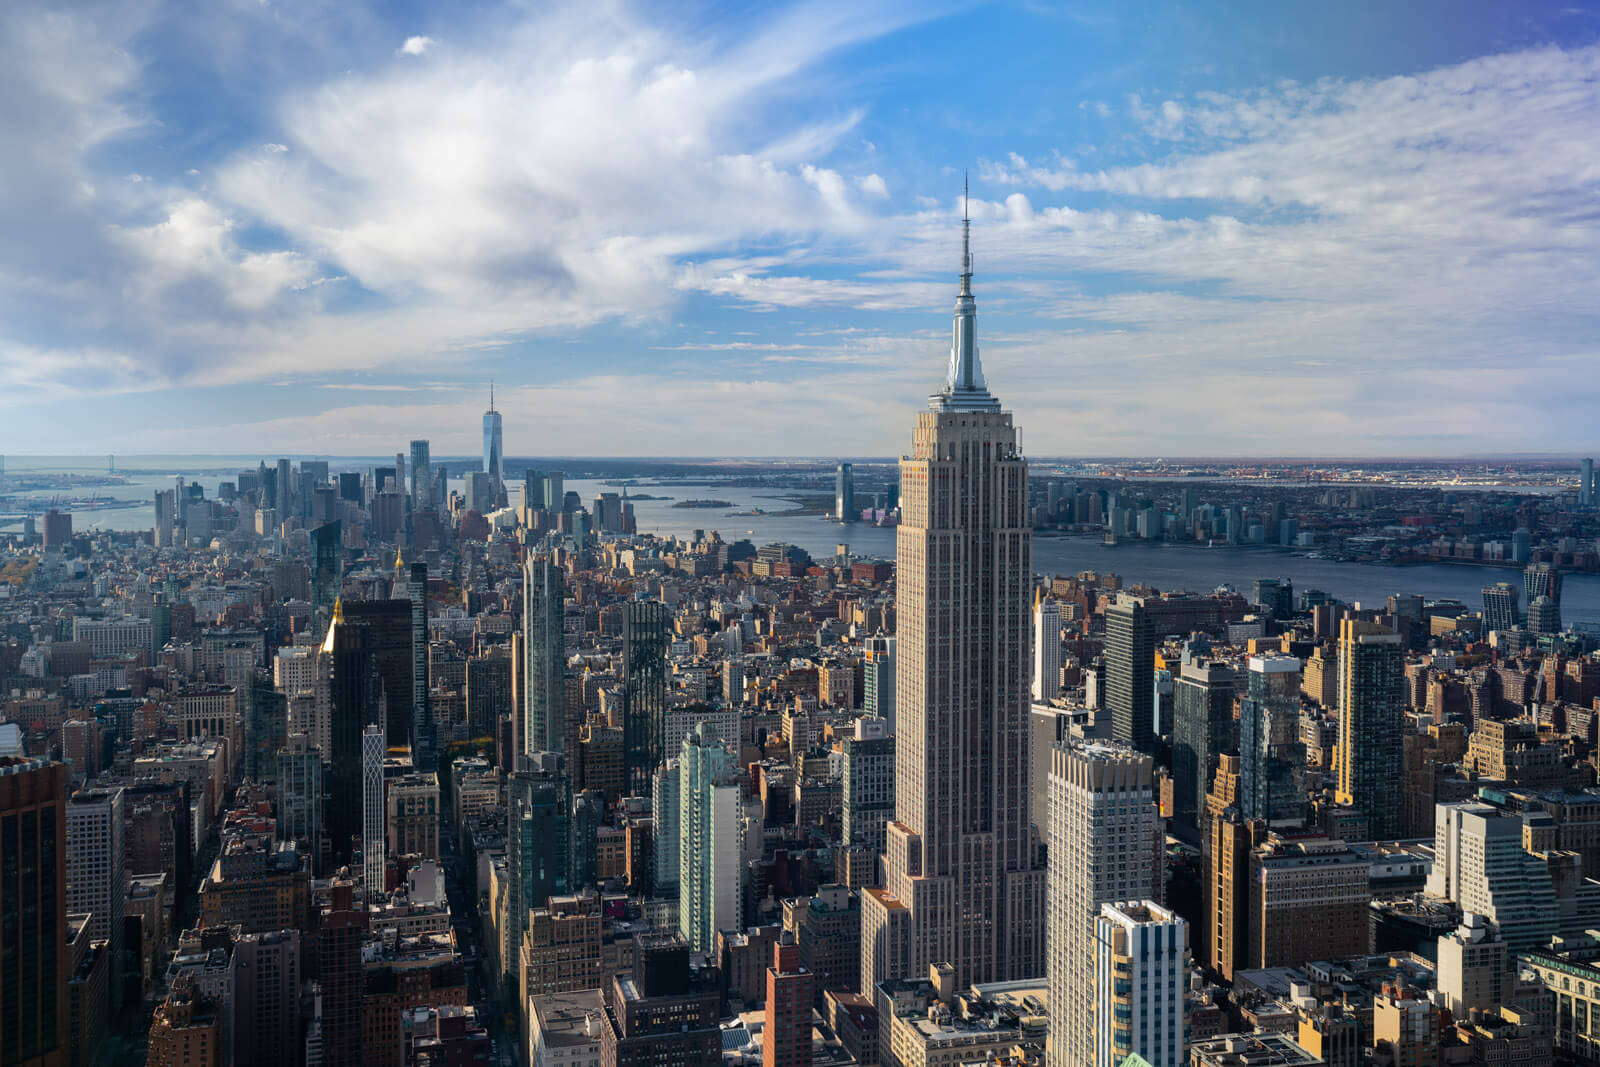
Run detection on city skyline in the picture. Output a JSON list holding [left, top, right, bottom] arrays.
[[3, 1, 1599, 456]]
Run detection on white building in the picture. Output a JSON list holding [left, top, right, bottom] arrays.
[[1436, 913, 1509, 1017], [1046, 741, 1163, 1067], [1427, 801, 1556, 951], [1094, 900, 1189, 1067], [362, 726, 385, 898]]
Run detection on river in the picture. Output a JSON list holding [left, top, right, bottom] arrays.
[[5, 460, 1596, 626]]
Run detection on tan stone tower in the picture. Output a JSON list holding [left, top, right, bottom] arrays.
[[860, 183, 1044, 993]]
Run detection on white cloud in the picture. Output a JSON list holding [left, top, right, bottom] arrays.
[[857, 173, 889, 198], [399, 35, 434, 56]]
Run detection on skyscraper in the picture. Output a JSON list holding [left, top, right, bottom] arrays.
[[1335, 619, 1406, 839], [409, 439, 431, 508], [835, 462, 855, 521], [765, 939, 815, 1067], [842, 717, 894, 858], [407, 560, 433, 770], [1105, 594, 1156, 753], [362, 725, 385, 897], [1045, 741, 1163, 1067], [523, 554, 567, 756], [66, 786, 125, 1014], [1032, 592, 1063, 702], [622, 600, 669, 797], [1427, 801, 1558, 951], [1481, 582, 1520, 634], [505, 752, 572, 985], [862, 635, 895, 731], [277, 733, 324, 870], [861, 197, 1043, 992], [323, 605, 384, 864], [1172, 658, 1234, 836], [1523, 562, 1562, 611], [341, 598, 414, 754], [1094, 901, 1189, 1067], [1581, 457, 1594, 507], [483, 383, 504, 498], [1237, 655, 1307, 827], [676, 724, 744, 953], [154, 488, 176, 548], [1, 757, 69, 1067]]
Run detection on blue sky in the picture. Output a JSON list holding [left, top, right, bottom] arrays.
[[3, 0, 1599, 457]]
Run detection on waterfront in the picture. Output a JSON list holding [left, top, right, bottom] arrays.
[[5, 461, 1597, 626]]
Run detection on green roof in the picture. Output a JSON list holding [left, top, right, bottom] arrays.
[[1120, 1057, 1156, 1067]]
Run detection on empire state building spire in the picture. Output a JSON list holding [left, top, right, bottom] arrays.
[[935, 174, 1000, 412]]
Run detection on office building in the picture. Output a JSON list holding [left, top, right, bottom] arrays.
[[65, 787, 125, 991], [1033, 593, 1063, 701], [1335, 620, 1406, 840], [1204, 754, 1263, 981], [520, 896, 604, 1001], [523, 554, 567, 755], [409, 439, 431, 508], [765, 939, 815, 1067], [1105, 594, 1156, 752], [230, 930, 300, 1067], [340, 598, 415, 754], [622, 601, 668, 797], [1481, 583, 1520, 634], [529, 987, 606, 1067], [1238, 655, 1307, 827], [1, 757, 70, 1067], [783, 884, 860, 1001], [862, 203, 1044, 993], [598, 932, 720, 1066], [1426, 801, 1558, 951], [1172, 658, 1234, 835], [1528, 595, 1561, 635], [1247, 835, 1370, 969], [155, 488, 176, 547], [386, 771, 439, 860], [317, 880, 366, 1067], [276, 733, 324, 869], [836, 462, 855, 521], [1045, 741, 1163, 1067], [842, 717, 894, 857], [483, 384, 504, 497], [324, 605, 383, 864], [147, 975, 222, 1067], [465, 650, 512, 742], [1093, 901, 1189, 1067], [406, 559, 434, 770], [505, 752, 572, 984], [1436, 914, 1508, 1018], [862, 635, 896, 731], [362, 725, 385, 895], [677, 724, 744, 953]]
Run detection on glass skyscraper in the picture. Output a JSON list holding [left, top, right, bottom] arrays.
[[482, 385, 503, 497]]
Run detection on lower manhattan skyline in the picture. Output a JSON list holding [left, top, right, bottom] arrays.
[[2, 0, 1599, 456]]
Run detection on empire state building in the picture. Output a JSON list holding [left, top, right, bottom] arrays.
[[860, 192, 1045, 991]]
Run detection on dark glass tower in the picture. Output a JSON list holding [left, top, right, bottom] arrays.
[[0, 757, 68, 1066], [323, 608, 384, 864], [1105, 594, 1156, 753], [522, 554, 566, 756], [341, 599, 414, 753], [622, 601, 669, 797], [1172, 658, 1235, 835]]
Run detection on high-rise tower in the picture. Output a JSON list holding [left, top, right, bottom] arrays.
[[483, 383, 504, 500], [861, 188, 1043, 992], [1335, 619, 1405, 839]]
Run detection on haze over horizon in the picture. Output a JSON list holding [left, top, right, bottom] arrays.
[[3, 0, 1598, 457]]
